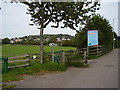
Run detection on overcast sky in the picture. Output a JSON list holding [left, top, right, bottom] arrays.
[[0, 0, 120, 38]]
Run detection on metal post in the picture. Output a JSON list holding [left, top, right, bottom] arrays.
[[112, 18, 120, 49], [3, 57, 8, 73], [60, 34, 63, 64], [113, 18, 114, 49]]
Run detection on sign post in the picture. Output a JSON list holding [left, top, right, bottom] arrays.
[[60, 34, 62, 64], [52, 46, 54, 62], [49, 43, 57, 62], [87, 30, 98, 62]]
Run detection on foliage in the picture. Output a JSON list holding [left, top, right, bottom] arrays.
[[73, 30, 87, 48], [22, 2, 100, 30], [67, 61, 84, 67], [2, 84, 16, 89], [117, 40, 120, 48], [73, 14, 113, 52], [88, 55, 99, 60], [11, 34, 75, 46], [65, 52, 84, 67], [3, 1, 100, 63], [85, 14, 113, 52], [48, 36, 57, 43], [11, 34, 74, 45], [2, 38, 10, 44], [114, 35, 120, 48], [22, 1, 100, 63], [62, 40, 73, 46], [65, 52, 99, 67]]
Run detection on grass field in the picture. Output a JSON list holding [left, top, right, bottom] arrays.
[[2, 44, 73, 82], [2, 44, 76, 56]]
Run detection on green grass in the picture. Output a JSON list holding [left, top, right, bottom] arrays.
[[2, 44, 76, 56], [1, 44, 99, 83], [2, 61, 67, 82], [1, 44, 74, 82], [8, 62, 28, 67], [88, 55, 99, 60], [67, 61, 84, 67], [0, 45, 2, 55]]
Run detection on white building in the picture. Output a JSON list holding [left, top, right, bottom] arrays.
[[57, 37, 71, 42]]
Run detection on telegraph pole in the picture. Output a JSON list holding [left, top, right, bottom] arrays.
[[112, 17, 120, 49], [113, 18, 114, 49], [60, 34, 62, 64]]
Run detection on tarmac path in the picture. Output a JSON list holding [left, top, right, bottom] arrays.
[[11, 49, 118, 88]]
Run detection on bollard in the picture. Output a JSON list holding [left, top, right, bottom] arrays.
[[3, 57, 8, 73], [54, 56, 58, 62]]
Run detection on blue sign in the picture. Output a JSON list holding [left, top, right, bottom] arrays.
[[87, 30, 98, 46]]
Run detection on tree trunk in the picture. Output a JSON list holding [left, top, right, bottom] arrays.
[[40, 27, 44, 64]]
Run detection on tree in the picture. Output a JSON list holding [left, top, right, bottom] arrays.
[[48, 36, 57, 43], [114, 32, 119, 48], [116, 36, 120, 48], [62, 40, 73, 46], [24, 2, 100, 63], [73, 30, 87, 48], [3, 0, 100, 63], [2, 38, 10, 44], [74, 14, 113, 52]]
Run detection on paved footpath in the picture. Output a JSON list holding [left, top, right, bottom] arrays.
[[11, 49, 118, 88]]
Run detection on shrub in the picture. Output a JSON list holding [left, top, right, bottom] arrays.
[[67, 61, 84, 67], [88, 55, 99, 60], [43, 62, 67, 71]]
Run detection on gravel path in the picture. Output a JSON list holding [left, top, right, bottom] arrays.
[[10, 49, 118, 88]]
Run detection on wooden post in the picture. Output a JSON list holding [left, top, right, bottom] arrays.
[[97, 46, 99, 56], [83, 51, 88, 67], [67, 53, 69, 65], [84, 51, 86, 60], [28, 54, 31, 65], [62, 52, 65, 64], [87, 47, 89, 55]]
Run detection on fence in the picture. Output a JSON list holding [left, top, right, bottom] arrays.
[[29, 46, 105, 63], [64, 46, 105, 66], [1, 46, 105, 72], [30, 51, 62, 63], [78, 46, 105, 56], [1, 54, 30, 73]]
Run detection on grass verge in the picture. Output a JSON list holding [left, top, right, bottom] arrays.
[[88, 55, 100, 60], [2, 84, 16, 89], [2, 61, 67, 82]]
